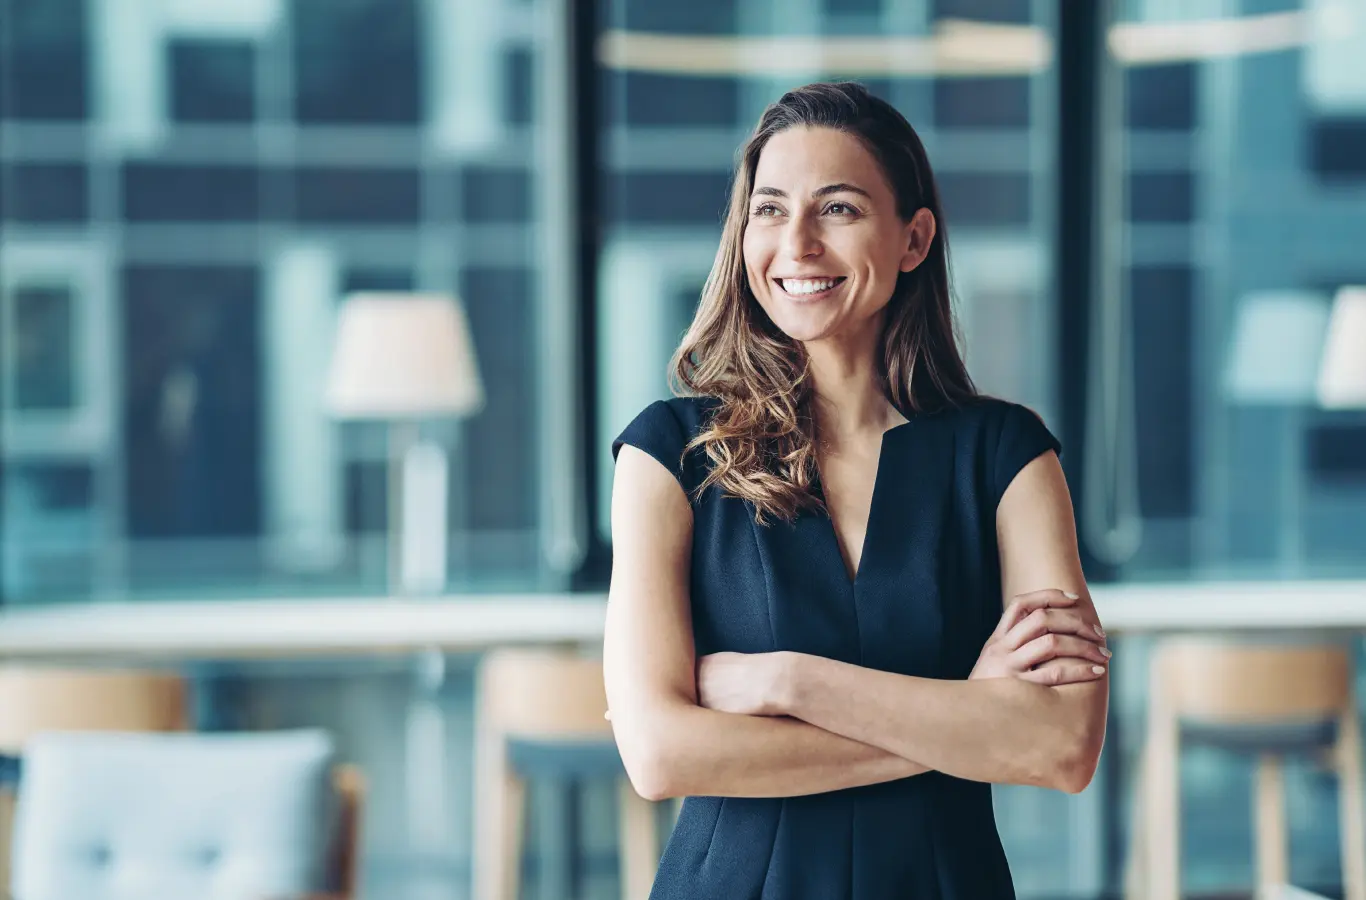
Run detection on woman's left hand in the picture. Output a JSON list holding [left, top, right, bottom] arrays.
[[696, 651, 793, 716]]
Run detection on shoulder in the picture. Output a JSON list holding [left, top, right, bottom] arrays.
[[923, 397, 1062, 506], [924, 396, 1059, 453], [611, 396, 718, 458], [658, 395, 721, 437], [610, 395, 720, 496]]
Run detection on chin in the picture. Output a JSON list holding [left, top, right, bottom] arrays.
[[758, 305, 828, 342]]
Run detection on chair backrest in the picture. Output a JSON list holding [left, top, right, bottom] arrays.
[[0, 667, 187, 751], [11, 730, 349, 900], [1152, 640, 1353, 722], [0, 667, 189, 893], [478, 650, 611, 739]]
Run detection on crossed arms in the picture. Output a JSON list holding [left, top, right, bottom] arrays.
[[603, 446, 1108, 800]]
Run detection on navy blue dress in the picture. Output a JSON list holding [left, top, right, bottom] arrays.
[[611, 395, 1062, 900]]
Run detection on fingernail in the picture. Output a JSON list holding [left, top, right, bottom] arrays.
[[1063, 591, 1079, 600], [1099, 647, 1112, 658], [1094, 624, 1106, 637], [1092, 666, 1107, 675], [604, 711, 611, 720]]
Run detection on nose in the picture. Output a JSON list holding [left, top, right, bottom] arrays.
[[778, 211, 823, 262]]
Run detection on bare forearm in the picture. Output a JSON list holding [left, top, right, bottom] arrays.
[[782, 655, 1102, 792], [624, 702, 930, 799]]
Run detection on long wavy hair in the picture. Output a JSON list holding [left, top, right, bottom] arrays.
[[671, 80, 977, 524]]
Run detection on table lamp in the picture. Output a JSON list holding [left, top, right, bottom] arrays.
[[1318, 285, 1366, 410], [324, 292, 484, 595]]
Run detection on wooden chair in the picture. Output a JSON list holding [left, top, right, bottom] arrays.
[[0, 667, 188, 891], [0, 669, 363, 899], [1124, 640, 1366, 900], [473, 649, 662, 900]]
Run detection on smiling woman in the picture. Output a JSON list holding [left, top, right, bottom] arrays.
[[604, 81, 1108, 900]]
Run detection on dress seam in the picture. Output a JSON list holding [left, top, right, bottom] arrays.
[[757, 798, 785, 900], [749, 507, 780, 653]]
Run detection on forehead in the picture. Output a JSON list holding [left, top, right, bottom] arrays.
[[752, 126, 888, 194]]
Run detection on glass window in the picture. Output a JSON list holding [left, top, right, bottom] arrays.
[[11, 285, 76, 410], [123, 164, 260, 222], [1, 163, 88, 223], [2, 0, 581, 603], [1097, 0, 1366, 582], [292, 166, 422, 224], [291, 0, 422, 124], [121, 265, 262, 545], [168, 39, 256, 123], [0, 0, 88, 120]]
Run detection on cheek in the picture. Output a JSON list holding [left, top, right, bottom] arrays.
[[742, 240, 770, 285]]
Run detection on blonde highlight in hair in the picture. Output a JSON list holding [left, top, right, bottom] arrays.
[[670, 81, 976, 524]]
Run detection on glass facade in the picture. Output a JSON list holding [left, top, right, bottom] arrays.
[[1, 0, 581, 602], [1098, 0, 1366, 583]]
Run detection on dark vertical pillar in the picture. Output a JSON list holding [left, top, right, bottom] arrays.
[[1057, 0, 1122, 892], [571, 0, 610, 590]]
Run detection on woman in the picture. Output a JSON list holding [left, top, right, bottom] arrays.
[[605, 81, 1108, 900]]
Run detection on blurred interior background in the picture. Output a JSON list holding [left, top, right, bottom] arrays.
[[2, 0, 1365, 897]]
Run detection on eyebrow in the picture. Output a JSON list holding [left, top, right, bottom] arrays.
[[751, 183, 872, 201]]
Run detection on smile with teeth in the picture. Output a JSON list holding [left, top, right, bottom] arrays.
[[776, 276, 846, 297]]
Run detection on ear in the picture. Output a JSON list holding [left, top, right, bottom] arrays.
[[898, 208, 937, 273]]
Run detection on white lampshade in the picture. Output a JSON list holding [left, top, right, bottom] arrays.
[[325, 292, 484, 420], [1224, 290, 1331, 404], [1318, 285, 1366, 409]]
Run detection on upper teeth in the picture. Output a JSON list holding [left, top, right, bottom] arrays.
[[782, 278, 839, 295]]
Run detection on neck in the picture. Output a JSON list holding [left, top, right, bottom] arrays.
[[803, 330, 904, 447]]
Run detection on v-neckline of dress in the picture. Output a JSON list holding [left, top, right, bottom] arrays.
[[818, 419, 915, 588]]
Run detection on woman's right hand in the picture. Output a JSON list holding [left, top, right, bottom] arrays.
[[968, 588, 1110, 686]]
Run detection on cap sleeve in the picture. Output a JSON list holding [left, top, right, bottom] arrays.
[[992, 402, 1062, 507], [611, 400, 691, 491]]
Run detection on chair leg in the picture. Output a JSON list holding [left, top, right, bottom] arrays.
[[473, 729, 526, 900], [1147, 710, 1181, 900], [1337, 710, 1366, 900], [619, 779, 659, 900], [1123, 746, 1147, 900], [1254, 754, 1289, 889]]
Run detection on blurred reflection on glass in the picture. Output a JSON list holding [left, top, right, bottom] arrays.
[[1091, 0, 1366, 581], [0, 0, 578, 601]]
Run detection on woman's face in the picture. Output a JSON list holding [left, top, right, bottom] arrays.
[[742, 126, 934, 345]]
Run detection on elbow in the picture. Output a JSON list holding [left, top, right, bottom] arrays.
[[615, 720, 685, 801], [1054, 755, 1098, 795], [1053, 730, 1104, 795], [625, 748, 677, 803]]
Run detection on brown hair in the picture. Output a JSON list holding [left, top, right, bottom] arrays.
[[671, 80, 977, 524]]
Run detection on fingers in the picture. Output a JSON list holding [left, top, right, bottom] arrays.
[[993, 589, 1079, 639], [1016, 661, 1108, 687], [1002, 607, 1105, 652], [1013, 633, 1112, 670]]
